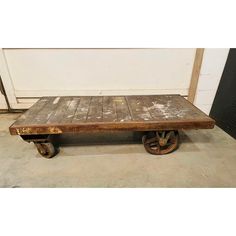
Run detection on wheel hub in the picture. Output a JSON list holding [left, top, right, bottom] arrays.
[[142, 130, 179, 155]]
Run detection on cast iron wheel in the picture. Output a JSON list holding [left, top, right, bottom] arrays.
[[34, 142, 56, 158], [142, 130, 179, 155]]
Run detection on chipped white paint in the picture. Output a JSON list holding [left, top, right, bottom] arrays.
[[53, 97, 60, 104], [69, 100, 78, 108], [80, 108, 88, 112], [176, 109, 189, 118], [151, 102, 165, 109], [46, 114, 51, 120], [103, 111, 112, 115], [147, 100, 186, 119], [138, 114, 150, 120]]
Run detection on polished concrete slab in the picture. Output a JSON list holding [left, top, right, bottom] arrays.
[[0, 113, 236, 187]]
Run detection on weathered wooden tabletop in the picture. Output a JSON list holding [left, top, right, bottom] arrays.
[[9, 95, 215, 135]]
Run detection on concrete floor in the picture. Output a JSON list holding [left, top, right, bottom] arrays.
[[0, 113, 236, 187]]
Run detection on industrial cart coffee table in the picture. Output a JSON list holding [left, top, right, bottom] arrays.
[[9, 95, 215, 158]]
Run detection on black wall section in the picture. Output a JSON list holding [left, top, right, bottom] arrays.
[[210, 49, 236, 139]]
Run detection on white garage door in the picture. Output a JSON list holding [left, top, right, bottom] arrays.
[[0, 48, 196, 109]]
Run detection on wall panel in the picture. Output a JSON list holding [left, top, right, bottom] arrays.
[[3, 49, 195, 101]]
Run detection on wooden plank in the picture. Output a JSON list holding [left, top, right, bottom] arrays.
[[157, 95, 189, 120], [60, 97, 80, 123], [12, 97, 51, 125], [87, 96, 103, 122], [47, 97, 73, 124], [142, 95, 169, 119], [173, 95, 211, 119], [167, 95, 192, 120], [72, 96, 91, 123], [114, 96, 131, 122], [26, 96, 58, 124], [188, 48, 205, 103], [126, 96, 152, 121], [142, 95, 207, 121], [102, 96, 117, 122], [38, 96, 65, 124], [10, 118, 215, 135]]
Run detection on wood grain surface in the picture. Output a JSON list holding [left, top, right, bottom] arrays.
[[9, 95, 215, 135]]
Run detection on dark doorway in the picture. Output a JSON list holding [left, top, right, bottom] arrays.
[[210, 49, 236, 139]]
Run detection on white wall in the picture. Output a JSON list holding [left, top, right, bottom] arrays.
[[194, 49, 229, 114], [3, 49, 195, 98], [0, 94, 7, 109], [0, 48, 229, 112]]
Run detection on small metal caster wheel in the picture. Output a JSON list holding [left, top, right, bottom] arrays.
[[34, 142, 57, 158], [142, 130, 179, 155]]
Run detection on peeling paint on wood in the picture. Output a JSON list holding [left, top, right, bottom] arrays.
[[53, 97, 60, 104]]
